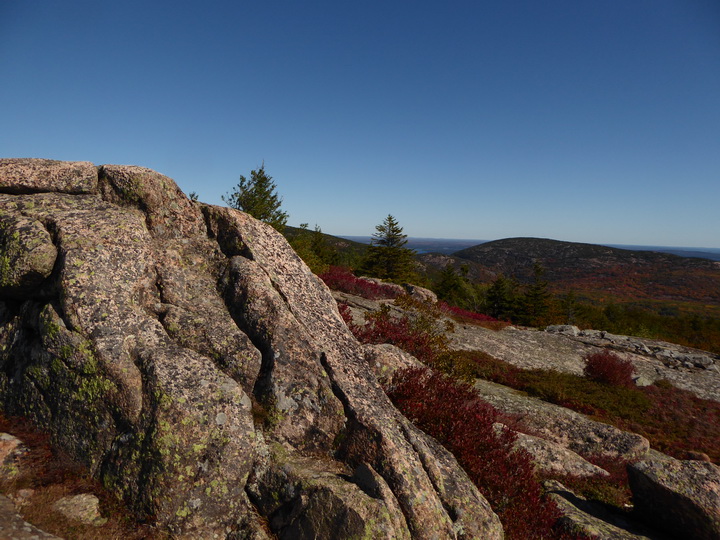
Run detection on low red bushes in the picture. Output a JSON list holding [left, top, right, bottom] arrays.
[[349, 305, 448, 364], [438, 302, 497, 322], [388, 368, 586, 540], [546, 454, 634, 509], [319, 266, 401, 300], [583, 351, 635, 387], [630, 381, 720, 462], [438, 302, 509, 330]]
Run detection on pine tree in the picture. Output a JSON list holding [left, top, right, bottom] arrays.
[[361, 215, 417, 282], [559, 290, 578, 325], [223, 164, 288, 232], [485, 274, 517, 320], [435, 264, 466, 305], [518, 263, 551, 326]]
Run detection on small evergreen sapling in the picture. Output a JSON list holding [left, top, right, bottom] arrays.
[[223, 164, 288, 232]]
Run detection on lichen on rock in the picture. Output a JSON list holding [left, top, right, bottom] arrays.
[[0, 158, 503, 539]]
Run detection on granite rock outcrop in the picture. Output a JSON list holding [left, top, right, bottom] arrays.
[[0, 159, 502, 539]]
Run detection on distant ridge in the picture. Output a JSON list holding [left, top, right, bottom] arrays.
[[446, 237, 720, 307], [340, 235, 720, 261], [604, 245, 720, 262]]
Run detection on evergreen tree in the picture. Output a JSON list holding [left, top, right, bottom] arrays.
[[435, 264, 466, 305], [559, 290, 579, 325], [434, 264, 481, 310], [485, 274, 517, 320], [310, 225, 338, 267], [518, 263, 551, 326], [223, 164, 288, 232], [288, 223, 326, 274], [361, 215, 417, 282], [288, 224, 339, 275]]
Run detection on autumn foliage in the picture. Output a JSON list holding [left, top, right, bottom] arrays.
[[347, 304, 450, 364], [319, 266, 402, 300], [583, 351, 635, 387], [387, 368, 587, 540]]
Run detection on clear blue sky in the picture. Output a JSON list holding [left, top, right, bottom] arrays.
[[2, 1, 719, 247]]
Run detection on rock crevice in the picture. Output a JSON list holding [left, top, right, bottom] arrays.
[[0, 158, 503, 539]]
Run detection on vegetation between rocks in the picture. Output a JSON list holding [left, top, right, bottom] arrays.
[[320, 266, 402, 300], [0, 413, 165, 540], [339, 291, 719, 537], [387, 368, 590, 540], [453, 350, 720, 463]]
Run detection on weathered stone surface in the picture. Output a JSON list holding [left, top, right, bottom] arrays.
[[628, 458, 720, 540], [546, 324, 580, 336], [247, 438, 410, 539], [544, 480, 656, 539], [98, 164, 206, 239], [204, 204, 503, 539], [53, 493, 106, 526], [544, 325, 720, 394], [0, 495, 60, 539], [360, 277, 406, 297], [363, 343, 424, 387], [0, 160, 503, 539], [449, 319, 720, 402], [0, 214, 57, 297], [331, 290, 398, 329], [493, 423, 609, 478], [0, 432, 26, 467], [0, 158, 97, 194], [404, 283, 438, 303], [451, 324, 596, 375], [474, 380, 649, 460]]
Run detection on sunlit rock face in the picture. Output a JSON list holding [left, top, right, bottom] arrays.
[[0, 158, 502, 539]]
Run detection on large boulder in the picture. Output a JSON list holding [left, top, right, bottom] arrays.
[[544, 480, 655, 540], [492, 424, 609, 478], [0, 159, 503, 539], [474, 379, 649, 460], [628, 457, 720, 540], [0, 215, 57, 297], [363, 343, 424, 387]]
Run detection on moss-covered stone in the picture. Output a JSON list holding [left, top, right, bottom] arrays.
[[0, 215, 57, 295]]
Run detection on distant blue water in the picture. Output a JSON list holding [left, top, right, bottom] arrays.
[[340, 236, 720, 261], [341, 236, 484, 255], [605, 245, 720, 261]]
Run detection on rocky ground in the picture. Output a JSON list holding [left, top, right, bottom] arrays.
[[452, 323, 720, 401], [337, 290, 720, 540]]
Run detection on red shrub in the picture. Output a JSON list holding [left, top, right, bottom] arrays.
[[632, 381, 720, 462], [438, 302, 497, 322], [545, 454, 634, 509], [583, 351, 635, 387], [388, 368, 585, 539], [438, 302, 510, 330], [347, 305, 449, 364], [319, 266, 401, 300]]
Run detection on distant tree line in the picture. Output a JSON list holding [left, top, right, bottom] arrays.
[[221, 165, 720, 353]]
